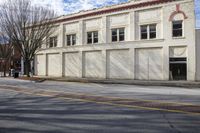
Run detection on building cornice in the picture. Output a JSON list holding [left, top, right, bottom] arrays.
[[54, 0, 176, 24]]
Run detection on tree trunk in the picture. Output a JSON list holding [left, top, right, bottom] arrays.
[[3, 62, 6, 77], [24, 59, 31, 77]]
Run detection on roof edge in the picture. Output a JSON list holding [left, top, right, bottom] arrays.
[[54, 0, 177, 24]]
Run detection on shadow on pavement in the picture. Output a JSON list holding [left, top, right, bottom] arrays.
[[0, 93, 199, 133]]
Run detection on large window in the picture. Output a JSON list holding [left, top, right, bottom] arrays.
[[172, 20, 183, 37], [66, 34, 76, 46], [87, 31, 98, 44], [140, 24, 157, 40], [111, 28, 125, 42], [49, 36, 57, 48]]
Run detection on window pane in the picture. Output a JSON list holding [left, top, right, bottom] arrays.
[[140, 25, 147, 39], [94, 37, 98, 43], [112, 29, 117, 36], [149, 24, 156, 39], [150, 32, 156, 39], [87, 32, 92, 38], [93, 32, 98, 38], [141, 25, 147, 33], [173, 21, 183, 37], [93, 31, 98, 43], [87, 32, 92, 44], [119, 28, 124, 35], [49, 38, 53, 47], [67, 35, 71, 46], [72, 34, 76, 45], [173, 21, 182, 29], [119, 35, 124, 41], [112, 36, 117, 42], [119, 28, 125, 41], [149, 24, 156, 32], [112, 29, 117, 42], [141, 33, 148, 39], [54, 37, 57, 47], [173, 29, 182, 37]]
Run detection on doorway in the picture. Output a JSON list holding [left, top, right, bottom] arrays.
[[169, 58, 187, 80]]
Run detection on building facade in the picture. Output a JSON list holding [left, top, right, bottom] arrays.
[[35, 0, 199, 81]]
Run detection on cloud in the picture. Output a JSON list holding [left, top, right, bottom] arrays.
[[63, 0, 128, 14], [31, 0, 66, 15]]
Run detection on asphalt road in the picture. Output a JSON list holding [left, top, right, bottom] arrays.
[[0, 78, 200, 133], [0, 78, 200, 105], [0, 89, 200, 133]]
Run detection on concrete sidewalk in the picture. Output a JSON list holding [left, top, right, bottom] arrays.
[[37, 76, 200, 88]]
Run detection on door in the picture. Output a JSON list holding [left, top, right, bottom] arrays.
[[169, 58, 187, 80], [136, 48, 163, 80]]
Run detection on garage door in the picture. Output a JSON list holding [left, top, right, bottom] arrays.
[[135, 48, 163, 80], [84, 51, 103, 78], [107, 50, 130, 79], [35, 54, 45, 76], [47, 53, 61, 77], [64, 52, 80, 77]]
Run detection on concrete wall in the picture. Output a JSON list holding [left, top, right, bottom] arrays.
[[35, 0, 197, 80], [196, 29, 200, 80]]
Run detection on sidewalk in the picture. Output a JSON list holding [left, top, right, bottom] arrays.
[[37, 76, 200, 88]]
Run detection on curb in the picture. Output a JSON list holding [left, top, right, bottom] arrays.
[[44, 78, 200, 88]]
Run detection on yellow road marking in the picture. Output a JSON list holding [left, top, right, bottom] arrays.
[[0, 85, 197, 106], [26, 92, 200, 116], [0, 86, 200, 116], [38, 89, 198, 106]]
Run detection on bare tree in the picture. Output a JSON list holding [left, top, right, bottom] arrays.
[[0, 33, 13, 77], [0, 0, 56, 77]]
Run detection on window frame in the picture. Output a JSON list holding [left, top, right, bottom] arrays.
[[49, 36, 57, 48], [140, 24, 157, 40], [149, 24, 157, 39], [172, 20, 184, 38], [111, 27, 125, 42], [140, 25, 148, 40], [66, 34, 76, 46], [87, 31, 98, 44]]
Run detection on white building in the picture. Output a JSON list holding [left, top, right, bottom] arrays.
[[35, 0, 200, 81]]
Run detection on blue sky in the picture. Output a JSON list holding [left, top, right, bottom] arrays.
[[195, 0, 200, 28]]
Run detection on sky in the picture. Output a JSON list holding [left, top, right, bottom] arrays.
[[0, 0, 199, 28]]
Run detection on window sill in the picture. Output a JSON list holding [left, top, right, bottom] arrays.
[[87, 43, 99, 45], [111, 41, 125, 43], [66, 45, 76, 47], [139, 38, 158, 41], [172, 36, 185, 39]]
